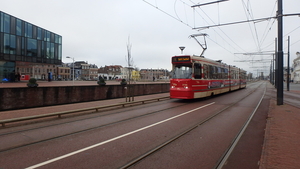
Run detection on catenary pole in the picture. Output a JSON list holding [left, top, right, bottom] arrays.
[[277, 0, 284, 105], [287, 36, 290, 91], [272, 54, 275, 85], [275, 38, 277, 89]]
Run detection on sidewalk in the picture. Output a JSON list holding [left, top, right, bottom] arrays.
[[259, 83, 300, 169], [0, 93, 169, 120]]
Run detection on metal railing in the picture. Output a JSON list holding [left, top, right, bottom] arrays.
[[0, 96, 170, 127]]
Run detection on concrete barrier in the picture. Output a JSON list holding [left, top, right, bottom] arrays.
[[0, 83, 170, 111]]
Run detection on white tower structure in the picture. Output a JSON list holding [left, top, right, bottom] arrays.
[[292, 52, 300, 83]]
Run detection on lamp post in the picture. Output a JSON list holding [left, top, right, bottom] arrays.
[[66, 56, 75, 85]]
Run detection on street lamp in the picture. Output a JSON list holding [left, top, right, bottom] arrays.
[[179, 46, 185, 54], [66, 56, 75, 85]]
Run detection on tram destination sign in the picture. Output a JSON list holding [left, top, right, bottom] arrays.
[[172, 56, 191, 63]]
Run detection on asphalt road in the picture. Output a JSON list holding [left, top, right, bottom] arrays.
[[0, 81, 267, 169]]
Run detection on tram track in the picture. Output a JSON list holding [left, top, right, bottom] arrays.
[[0, 81, 267, 168], [120, 82, 266, 169], [0, 99, 173, 135], [0, 99, 198, 153]]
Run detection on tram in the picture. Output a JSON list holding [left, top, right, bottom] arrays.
[[170, 55, 247, 99]]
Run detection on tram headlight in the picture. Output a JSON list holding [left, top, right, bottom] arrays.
[[183, 86, 189, 89]]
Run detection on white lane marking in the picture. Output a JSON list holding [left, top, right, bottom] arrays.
[[26, 102, 215, 169]]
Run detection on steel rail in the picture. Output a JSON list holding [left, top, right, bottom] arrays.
[[119, 82, 264, 169], [215, 83, 267, 169], [0, 96, 170, 127], [0, 99, 188, 153]]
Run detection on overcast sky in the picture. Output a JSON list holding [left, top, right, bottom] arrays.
[[1, 0, 300, 76]]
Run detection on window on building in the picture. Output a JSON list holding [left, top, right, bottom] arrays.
[[32, 25, 37, 39], [10, 35, 16, 54], [55, 34, 59, 43], [50, 32, 55, 43], [46, 42, 50, 58], [37, 27, 42, 40], [4, 13, 10, 33], [45, 31, 50, 41], [27, 23, 32, 38], [58, 45, 62, 60], [50, 43, 54, 59], [10, 17, 16, 35], [27, 38, 37, 57], [0, 12, 3, 32], [3, 34, 10, 54]]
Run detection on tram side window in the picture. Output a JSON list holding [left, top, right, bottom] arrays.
[[207, 65, 213, 79], [224, 68, 228, 79], [217, 67, 222, 79], [234, 71, 237, 79], [194, 63, 202, 79], [208, 65, 213, 79], [230, 70, 234, 79], [203, 64, 208, 79], [212, 66, 218, 79], [241, 72, 246, 80], [221, 68, 225, 79]]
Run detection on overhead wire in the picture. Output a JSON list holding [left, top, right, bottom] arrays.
[[259, 0, 277, 47], [239, 0, 257, 63], [174, 0, 181, 22], [143, 0, 246, 55], [142, 0, 295, 61], [241, 0, 261, 52], [261, 23, 300, 52], [183, 1, 189, 24], [193, 4, 248, 53], [142, 0, 193, 28]]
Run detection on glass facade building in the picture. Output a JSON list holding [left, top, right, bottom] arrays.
[[0, 11, 62, 82]]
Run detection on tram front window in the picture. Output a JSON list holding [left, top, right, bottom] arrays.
[[172, 65, 192, 79]]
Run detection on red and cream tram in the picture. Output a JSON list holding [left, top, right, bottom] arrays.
[[170, 55, 247, 99]]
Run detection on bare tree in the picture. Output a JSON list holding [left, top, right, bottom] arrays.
[[126, 36, 134, 82], [125, 36, 134, 102]]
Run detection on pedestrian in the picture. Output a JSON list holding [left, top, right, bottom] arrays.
[[48, 72, 51, 82], [17, 72, 21, 81]]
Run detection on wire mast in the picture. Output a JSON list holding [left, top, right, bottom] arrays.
[[189, 33, 208, 57]]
